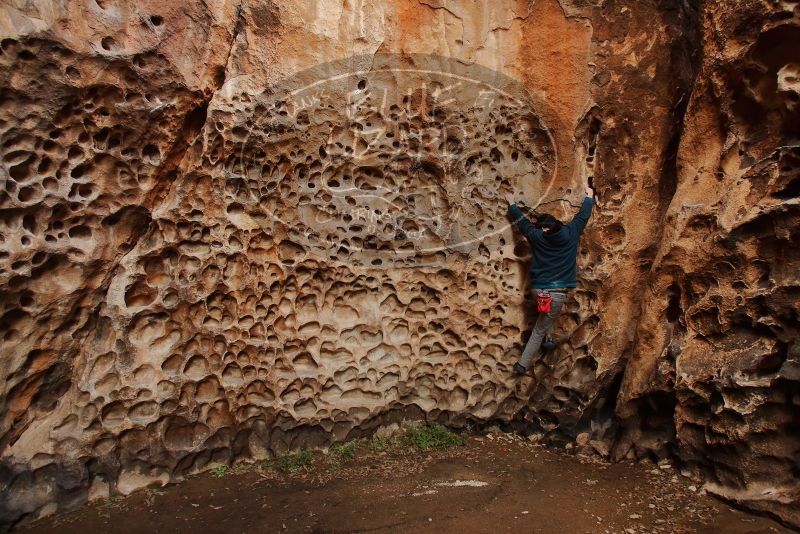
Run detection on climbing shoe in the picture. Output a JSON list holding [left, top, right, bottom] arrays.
[[513, 362, 527, 375]]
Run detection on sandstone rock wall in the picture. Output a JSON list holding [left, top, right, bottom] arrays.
[[0, 0, 797, 529], [615, 0, 800, 526]]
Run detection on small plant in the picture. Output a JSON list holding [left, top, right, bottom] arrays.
[[144, 488, 164, 506], [368, 436, 398, 451], [258, 460, 275, 473], [329, 440, 358, 461], [101, 494, 125, 509], [406, 423, 465, 451], [232, 462, 248, 473], [210, 464, 228, 478], [268, 449, 314, 473]]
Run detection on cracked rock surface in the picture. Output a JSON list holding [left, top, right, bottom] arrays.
[[0, 0, 798, 529]]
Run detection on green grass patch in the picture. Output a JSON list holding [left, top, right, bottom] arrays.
[[329, 440, 358, 460], [406, 423, 465, 451], [232, 462, 249, 473], [368, 435, 400, 451], [210, 465, 228, 478], [262, 449, 314, 473]]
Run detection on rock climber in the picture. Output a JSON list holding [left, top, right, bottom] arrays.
[[504, 184, 594, 375]]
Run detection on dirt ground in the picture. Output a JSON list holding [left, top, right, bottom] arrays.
[[21, 432, 792, 534]]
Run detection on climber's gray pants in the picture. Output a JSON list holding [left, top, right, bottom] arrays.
[[517, 289, 569, 369]]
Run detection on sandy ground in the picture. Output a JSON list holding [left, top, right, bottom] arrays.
[[21, 433, 792, 534]]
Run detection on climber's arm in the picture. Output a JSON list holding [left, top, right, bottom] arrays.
[[570, 197, 594, 233], [505, 194, 540, 242], [570, 187, 594, 234]]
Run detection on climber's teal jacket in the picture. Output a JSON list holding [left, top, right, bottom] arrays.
[[507, 196, 594, 289]]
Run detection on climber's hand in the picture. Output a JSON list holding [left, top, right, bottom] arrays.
[[585, 183, 594, 198], [503, 193, 515, 205]]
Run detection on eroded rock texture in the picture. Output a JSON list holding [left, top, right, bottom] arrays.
[[0, 0, 797, 529], [615, 1, 800, 526]]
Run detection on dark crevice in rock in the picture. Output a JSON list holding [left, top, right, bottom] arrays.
[[218, 2, 247, 91]]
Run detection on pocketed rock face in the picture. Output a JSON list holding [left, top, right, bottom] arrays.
[[615, 0, 800, 527], [0, 0, 798, 529]]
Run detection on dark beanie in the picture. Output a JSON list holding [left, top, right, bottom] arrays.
[[535, 213, 563, 231]]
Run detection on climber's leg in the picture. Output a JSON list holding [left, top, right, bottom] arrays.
[[516, 290, 568, 371]]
